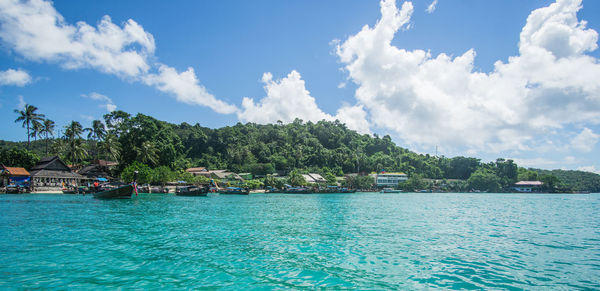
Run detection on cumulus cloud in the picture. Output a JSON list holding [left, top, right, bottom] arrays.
[[426, 0, 438, 14], [237, 70, 371, 134], [578, 166, 600, 174], [336, 0, 600, 153], [0, 0, 237, 113], [571, 128, 599, 152], [82, 92, 117, 112], [0, 68, 32, 86], [143, 65, 237, 114], [0, 0, 154, 77], [237, 70, 332, 124]]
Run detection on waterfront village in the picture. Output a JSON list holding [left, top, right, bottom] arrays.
[[1, 155, 548, 194]]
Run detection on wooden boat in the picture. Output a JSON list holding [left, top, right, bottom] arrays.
[[381, 188, 403, 193], [219, 187, 250, 195], [93, 184, 134, 199], [5, 185, 26, 194], [175, 185, 209, 196], [282, 186, 312, 194]]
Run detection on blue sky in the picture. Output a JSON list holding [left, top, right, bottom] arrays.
[[1, 0, 599, 173]]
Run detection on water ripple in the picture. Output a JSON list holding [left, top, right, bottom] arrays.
[[1, 193, 599, 289]]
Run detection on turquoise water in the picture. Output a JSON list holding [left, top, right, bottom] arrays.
[[1, 193, 599, 289]]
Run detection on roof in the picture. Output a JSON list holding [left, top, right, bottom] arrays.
[[186, 167, 207, 173], [378, 172, 407, 176], [78, 164, 111, 178], [0, 165, 30, 176], [31, 156, 71, 172], [29, 169, 83, 179], [93, 160, 118, 167], [302, 174, 315, 183], [515, 181, 543, 186], [308, 173, 326, 182]]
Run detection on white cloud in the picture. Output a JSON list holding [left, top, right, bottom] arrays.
[[426, 0, 438, 14], [143, 65, 237, 114], [0, 68, 32, 86], [17, 95, 26, 109], [571, 128, 599, 152], [335, 104, 371, 134], [0, 0, 154, 77], [237, 70, 372, 134], [82, 92, 116, 112], [337, 0, 600, 153], [577, 166, 600, 174], [0, 0, 237, 114], [237, 70, 334, 124]]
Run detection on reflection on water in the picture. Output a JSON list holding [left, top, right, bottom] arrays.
[[0, 193, 599, 289]]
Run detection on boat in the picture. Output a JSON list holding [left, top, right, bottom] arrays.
[[219, 187, 250, 195], [282, 186, 312, 194], [338, 187, 357, 193], [93, 184, 134, 199], [381, 188, 403, 193], [176, 185, 209, 196], [5, 184, 26, 194]]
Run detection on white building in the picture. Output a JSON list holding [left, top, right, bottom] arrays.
[[376, 172, 408, 187]]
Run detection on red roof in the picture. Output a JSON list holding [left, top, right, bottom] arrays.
[[186, 167, 207, 172], [1, 166, 30, 176]]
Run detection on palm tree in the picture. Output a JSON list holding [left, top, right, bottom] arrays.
[[136, 141, 159, 166], [84, 120, 106, 160], [30, 120, 43, 144], [66, 139, 87, 166], [14, 104, 45, 149], [41, 119, 55, 155], [101, 133, 121, 161], [64, 121, 83, 141]]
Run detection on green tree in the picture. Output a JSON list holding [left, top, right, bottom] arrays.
[[399, 174, 426, 192], [30, 120, 43, 144], [14, 104, 45, 149], [121, 161, 152, 184], [136, 141, 159, 167], [287, 169, 306, 186], [0, 148, 40, 169], [64, 121, 84, 141], [467, 168, 501, 192], [41, 119, 55, 155], [101, 133, 121, 161]]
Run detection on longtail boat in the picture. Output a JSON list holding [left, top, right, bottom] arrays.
[[175, 185, 209, 196], [219, 187, 250, 195], [93, 184, 134, 199]]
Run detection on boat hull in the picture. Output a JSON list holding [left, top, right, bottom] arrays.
[[176, 186, 209, 196], [93, 185, 133, 199]]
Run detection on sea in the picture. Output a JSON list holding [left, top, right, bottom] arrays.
[[1, 192, 599, 289]]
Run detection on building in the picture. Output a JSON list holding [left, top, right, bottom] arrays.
[[375, 172, 408, 188], [78, 164, 112, 180], [302, 173, 328, 184], [513, 181, 543, 193], [186, 167, 208, 176], [29, 156, 84, 187], [0, 165, 30, 187]]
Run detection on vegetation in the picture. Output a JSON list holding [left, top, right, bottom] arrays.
[[3, 107, 600, 192]]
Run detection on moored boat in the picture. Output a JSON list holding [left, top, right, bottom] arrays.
[[176, 185, 209, 196], [219, 187, 250, 195], [381, 188, 403, 193], [282, 186, 312, 194], [93, 184, 134, 199], [5, 184, 26, 194]]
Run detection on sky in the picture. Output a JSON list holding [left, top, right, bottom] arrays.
[[1, 0, 599, 173]]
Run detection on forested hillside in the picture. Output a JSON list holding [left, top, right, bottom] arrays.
[[3, 110, 600, 192]]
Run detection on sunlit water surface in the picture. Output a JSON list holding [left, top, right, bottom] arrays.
[[1, 193, 599, 289]]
